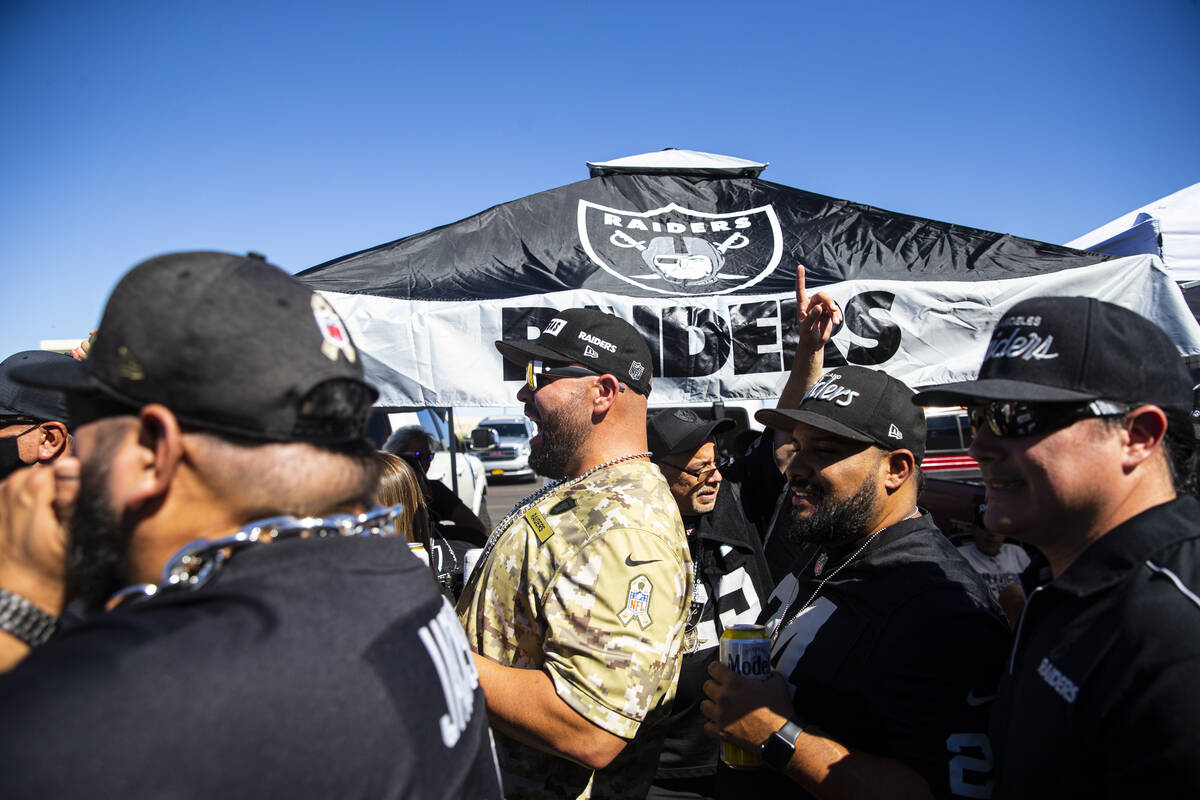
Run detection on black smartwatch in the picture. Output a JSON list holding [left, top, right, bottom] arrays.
[[760, 719, 805, 771]]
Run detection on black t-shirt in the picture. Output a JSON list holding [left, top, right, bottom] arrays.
[[652, 436, 778, 791], [0, 535, 503, 799], [992, 496, 1200, 799], [752, 515, 1011, 798]]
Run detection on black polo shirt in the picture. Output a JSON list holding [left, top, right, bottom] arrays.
[[0, 534, 503, 799], [992, 495, 1200, 798], [752, 514, 1011, 799]]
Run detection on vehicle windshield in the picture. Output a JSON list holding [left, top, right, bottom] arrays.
[[484, 423, 529, 438]]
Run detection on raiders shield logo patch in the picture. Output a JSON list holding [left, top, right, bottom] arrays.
[[577, 200, 783, 295]]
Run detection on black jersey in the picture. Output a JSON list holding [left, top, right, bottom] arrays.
[[0, 534, 502, 799], [992, 496, 1200, 799], [752, 514, 1010, 799]]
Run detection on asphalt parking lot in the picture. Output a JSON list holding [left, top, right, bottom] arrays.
[[484, 475, 545, 524]]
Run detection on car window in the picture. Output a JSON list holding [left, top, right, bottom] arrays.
[[925, 414, 965, 453], [483, 423, 530, 438]]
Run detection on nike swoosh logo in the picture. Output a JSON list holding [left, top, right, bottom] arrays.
[[966, 691, 996, 707], [625, 555, 660, 567]]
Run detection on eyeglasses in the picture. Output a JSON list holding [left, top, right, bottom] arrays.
[[968, 400, 1130, 439], [525, 360, 625, 393], [0, 416, 37, 428], [654, 455, 732, 481]]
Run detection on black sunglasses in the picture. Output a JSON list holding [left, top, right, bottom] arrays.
[[968, 400, 1130, 439], [654, 455, 732, 481], [525, 360, 625, 393]]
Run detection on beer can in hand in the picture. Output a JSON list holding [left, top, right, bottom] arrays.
[[719, 624, 771, 769]]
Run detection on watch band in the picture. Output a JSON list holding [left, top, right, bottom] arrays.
[[0, 587, 58, 647], [760, 718, 806, 771]]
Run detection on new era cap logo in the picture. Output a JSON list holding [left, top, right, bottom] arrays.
[[544, 318, 567, 336], [584, 345, 599, 358], [888, 424, 903, 440]]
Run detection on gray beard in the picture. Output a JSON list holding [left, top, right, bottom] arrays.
[[528, 405, 591, 480], [784, 477, 878, 545]]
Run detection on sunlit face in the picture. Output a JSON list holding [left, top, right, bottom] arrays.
[[659, 440, 723, 518], [968, 414, 1123, 549], [516, 370, 593, 480], [782, 422, 887, 544]]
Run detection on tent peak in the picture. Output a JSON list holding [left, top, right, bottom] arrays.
[[586, 148, 768, 178]]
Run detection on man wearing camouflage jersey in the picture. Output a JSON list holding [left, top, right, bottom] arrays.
[[457, 308, 692, 799]]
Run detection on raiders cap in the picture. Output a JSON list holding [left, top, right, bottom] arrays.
[[495, 308, 653, 396], [912, 296, 1193, 418], [757, 366, 926, 463], [10, 251, 378, 443]]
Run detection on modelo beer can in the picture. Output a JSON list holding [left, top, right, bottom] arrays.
[[719, 624, 771, 769], [462, 548, 483, 584]]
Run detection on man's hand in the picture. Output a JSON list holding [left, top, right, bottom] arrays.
[[0, 459, 77, 616], [779, 265, 843, 409], [700, 661, 792, 751], [795, 264, 842, 350], [71, 329, 97, 361]]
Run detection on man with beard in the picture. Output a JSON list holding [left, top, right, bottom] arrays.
[[701, 366, 1010, 800], [0, 350, 74, 483], [0, 252, 503, 799], [456, 307, 692, 799]]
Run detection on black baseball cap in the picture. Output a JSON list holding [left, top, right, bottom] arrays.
[[756, 366, 926, 463], [494, 308, 654, 396], [10, 251, 378, 443], [0, 351, 73, 424], [912, 297, 1193, 418], [648, 408, 736, 458]]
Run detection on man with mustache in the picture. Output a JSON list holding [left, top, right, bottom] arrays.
[[0, 251, 502, 798], [457, 307, 691, 799], [913, 297, 1200, 798], [702, 364, 1010, 799]]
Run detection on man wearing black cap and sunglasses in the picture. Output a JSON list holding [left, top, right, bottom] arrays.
[[914, 296, 1200, 798], [646, 408, 777, 798], [0, 252, 502, 798], [0, 350, 75, 481], [457, 307, 692, 799], [701, 360, 1009, 799]]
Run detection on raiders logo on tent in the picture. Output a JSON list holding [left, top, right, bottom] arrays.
[[577, 200, 783, 295]]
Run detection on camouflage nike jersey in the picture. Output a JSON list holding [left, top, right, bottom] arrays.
[[456, 459, 691, 799]]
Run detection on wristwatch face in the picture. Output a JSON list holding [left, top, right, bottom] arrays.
[[761, 719, 804, 770]]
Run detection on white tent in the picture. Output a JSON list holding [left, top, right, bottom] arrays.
[[1066, 182, 1200, 282]]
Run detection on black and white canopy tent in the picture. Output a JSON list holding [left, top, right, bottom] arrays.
[[299, 149, 1200, 407]]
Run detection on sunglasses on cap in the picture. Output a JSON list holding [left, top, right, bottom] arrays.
[[968, 399, 1131, 439], [525, 360, 625, 393]]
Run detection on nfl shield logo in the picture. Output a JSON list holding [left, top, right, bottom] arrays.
[[577, 200, 783, 295]]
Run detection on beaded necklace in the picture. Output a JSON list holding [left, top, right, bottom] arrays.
[[460, 451, 652, 600]]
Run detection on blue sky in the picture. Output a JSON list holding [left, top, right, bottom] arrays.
[[2, 0, 1198, 359]]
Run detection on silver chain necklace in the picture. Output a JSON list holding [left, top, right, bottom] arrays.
[[770, 509, 919, 646], [460, 451, 651, 600], [107, 504, 405, 609]]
